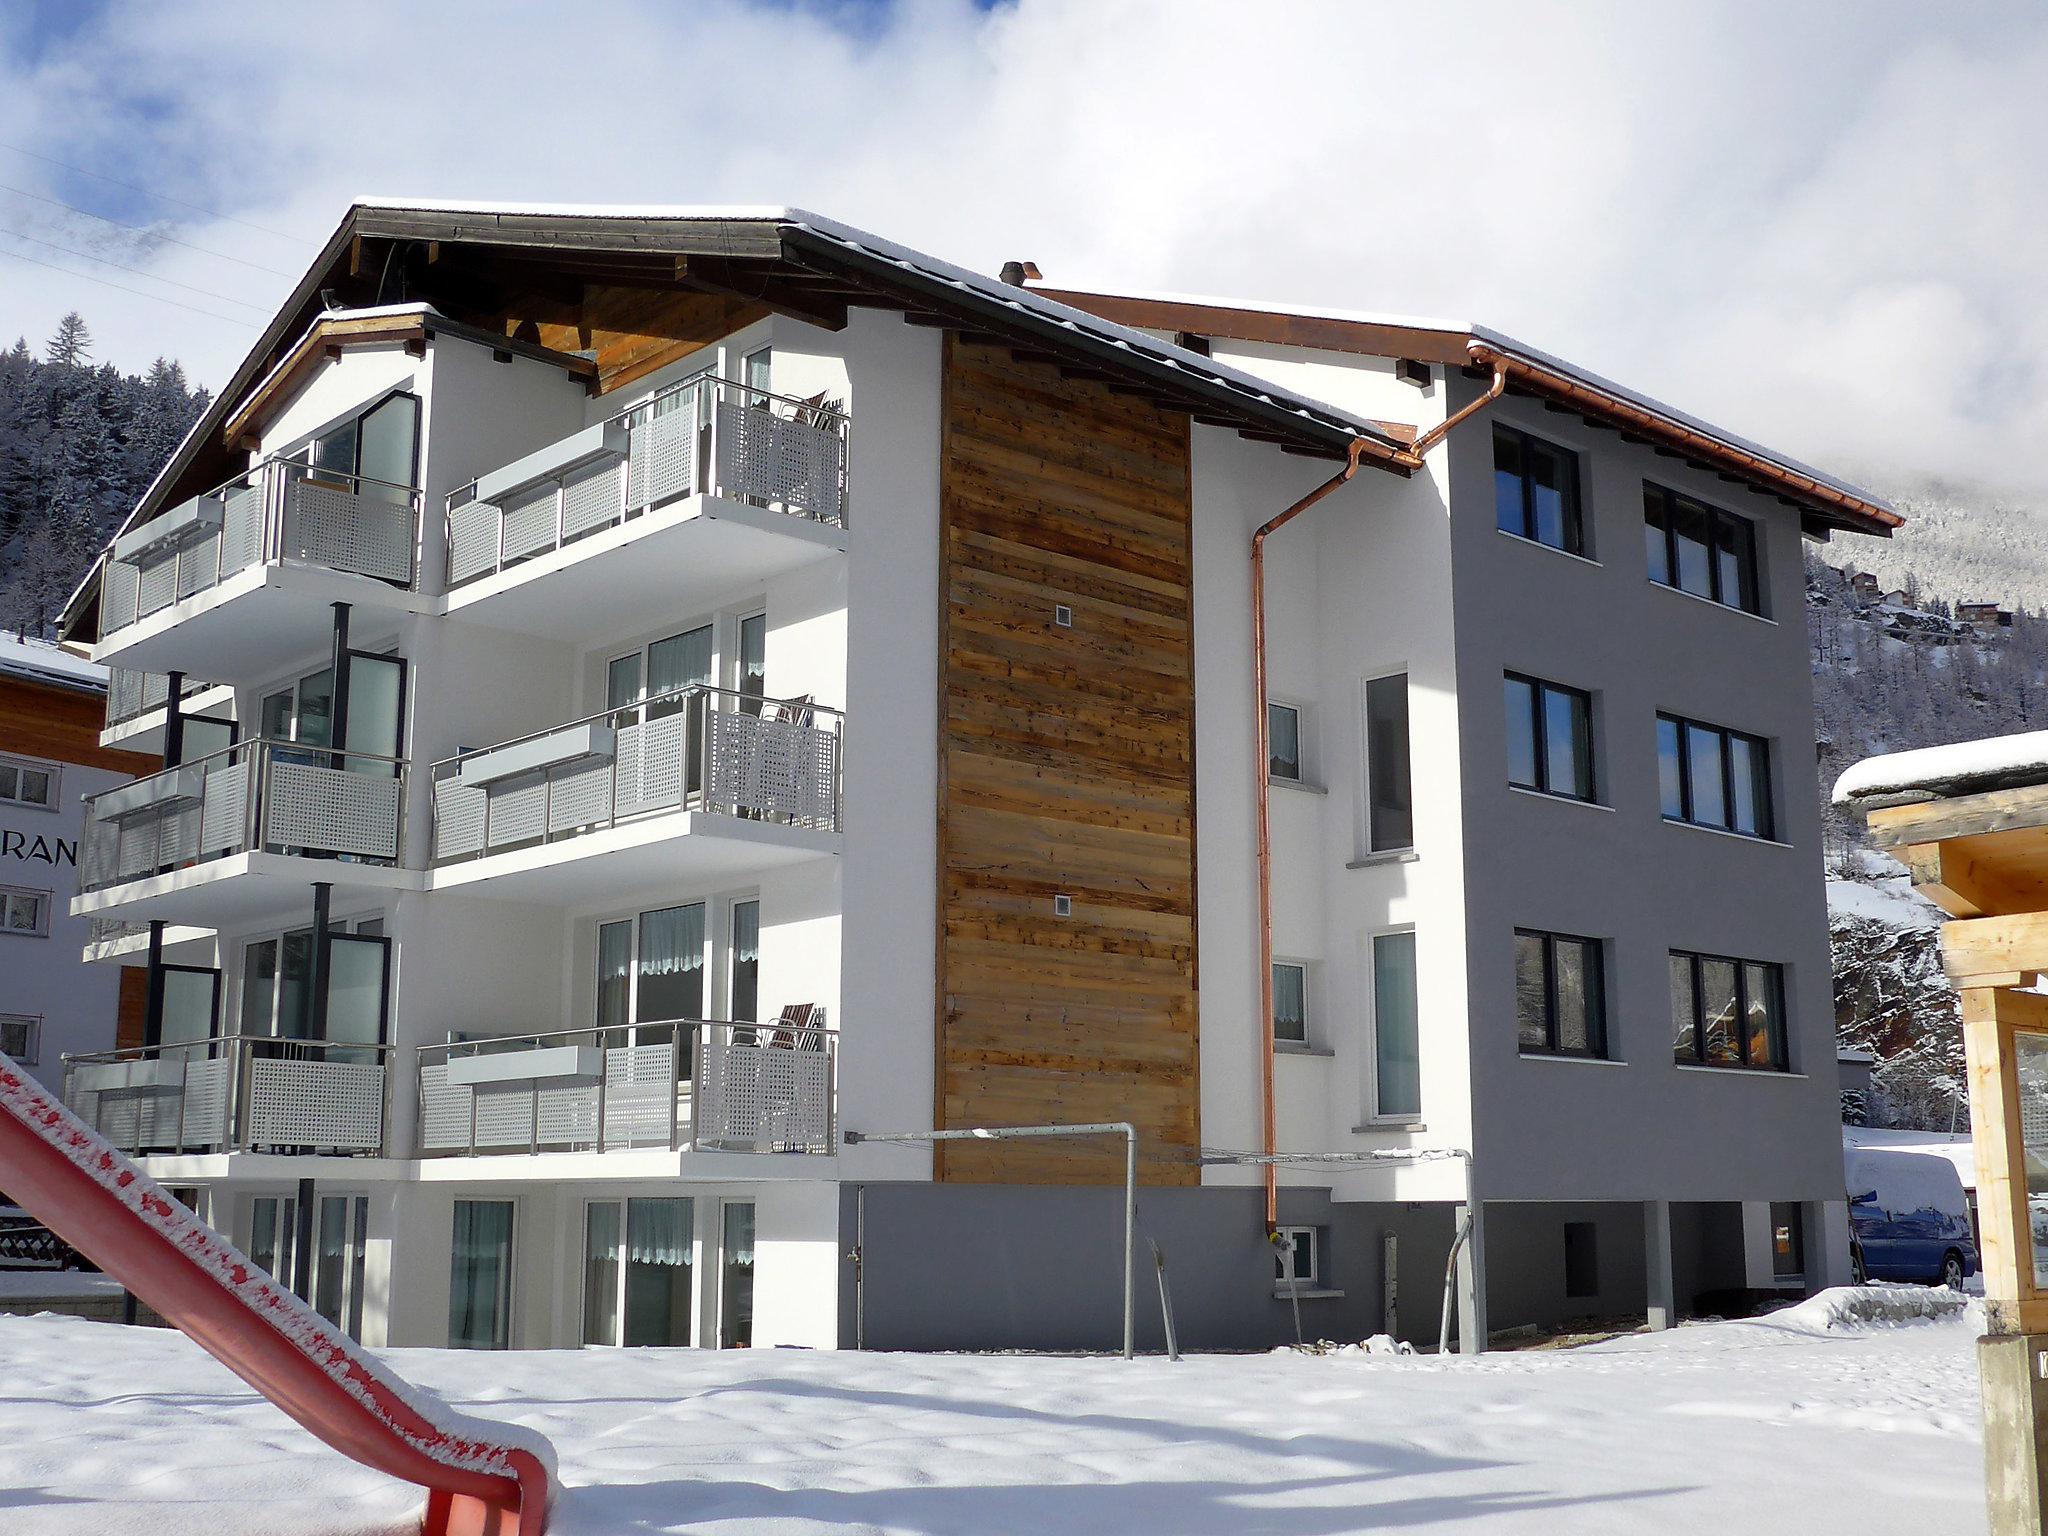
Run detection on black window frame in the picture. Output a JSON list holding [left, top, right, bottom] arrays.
[[1493, 424, 1587, 556], [1514, 928, 1608, 1058], [1657, 712, 1774, 839], [1504, 672, 1596, 802], [1769, 1201, 1806, 1278], [1669, 949, 1789, 1071], [1643, 483, 1762, 614]]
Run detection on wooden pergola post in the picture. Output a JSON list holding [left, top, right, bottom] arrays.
[[1858, 789, 2048, 1533]]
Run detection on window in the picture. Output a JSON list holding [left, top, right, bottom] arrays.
[[584, 1198, 694, 1347], [737, 613, 767, 717], [250, 1195, 298, 1285], [1272, 962, 1308, 1045], [313, 1195, 371, 1340], [1644, 485, 1761, 614], [1371, 930, 1421, 1119], [719, 1200, 756, 1349], [730, 900, 760, 1023], [1770, 1201, 1806, 1279], [1, 885, 50, 937], [1364, 673, 1413, 852], [0, 754, 56, 809], [1657, 714, 1773, 838], [449, 1200, 515, 1349], [0, 1014, 39, 1063], [1504, 674, 1594, 800], [1563, 1221, 1599, 1299], [1515, 930, 1606, 1057], [1493, 425, 1585, 555], [290, 390, 420, 501], [1274, 1225, 1321, 1288], [596, 903, 711, 1059], [743, 345, 773, 405], [1671, 950, 1788, 1070], [1267, 701, 1302, 783]]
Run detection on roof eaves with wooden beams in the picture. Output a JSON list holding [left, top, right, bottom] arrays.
[[1031, 287, 1901, 543]]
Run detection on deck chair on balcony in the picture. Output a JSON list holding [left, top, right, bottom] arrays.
[[758, 1002, 822, 1050]]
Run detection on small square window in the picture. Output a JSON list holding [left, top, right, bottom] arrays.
[[1275, 1225, 1320, 1287], [0, 1014, 38, 1063], [0, 755, 57, 809], [1, 887, 50, 937], [1054, 604, 1074, 628]]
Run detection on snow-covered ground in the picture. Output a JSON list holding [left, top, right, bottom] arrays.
[[0, 1297, 1987, 1535]]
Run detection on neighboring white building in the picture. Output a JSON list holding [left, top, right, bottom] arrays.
[[53, 204, 1895, 1353], [0, 634, 159, 1097]]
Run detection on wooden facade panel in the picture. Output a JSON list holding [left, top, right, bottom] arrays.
[[935, 336, 1198, 1186], [489, 282, 769, 397], [0, 676, 158, 776]]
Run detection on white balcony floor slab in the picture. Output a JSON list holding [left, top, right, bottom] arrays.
[[93, 564, 429, 680], [428, 810, 839, 905], [81, 923, 214, 966], [130, 1148, 839, 1183], [71, 850, 423, 926], [442, 494, 846, 644]]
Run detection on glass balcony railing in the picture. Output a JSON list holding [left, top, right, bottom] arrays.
[[416, 1018, 836, 1157], [429, 684, 840, 865], [79, 738, 406, 894], [100, 459, 422, 636], [444, 375, 847, 589]]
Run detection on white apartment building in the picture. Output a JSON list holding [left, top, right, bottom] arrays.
[[52, 204, 1895, 1353]]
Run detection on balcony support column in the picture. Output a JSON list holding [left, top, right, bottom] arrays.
[[292, 1177, 316, 1303], [142, 920, 166, 1047], [329, 603, 352, 754], [308, 882, 333, 1044], [162, 671, 185, 767]]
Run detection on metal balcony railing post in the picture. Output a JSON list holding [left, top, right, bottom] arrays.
[[670, 1024, 685, 1152], [594, 1035, 609, 1153]]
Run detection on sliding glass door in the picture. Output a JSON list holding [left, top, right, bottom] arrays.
[[583, 1198, 694, 1347], [449, 1200, 515, 1349]]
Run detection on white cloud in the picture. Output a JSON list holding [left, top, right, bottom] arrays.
[[2, 0, 2045, 495]]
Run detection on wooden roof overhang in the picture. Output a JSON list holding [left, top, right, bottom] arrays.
[[1034, 288, 1901, 543], [1862, 785, 2048, 969]]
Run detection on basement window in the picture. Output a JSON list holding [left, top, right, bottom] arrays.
[[1275, 1226, 1321, 1288], [1563, 1221, 1599, 1299]]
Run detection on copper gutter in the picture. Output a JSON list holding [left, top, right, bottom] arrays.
[[1251, 438, 1371, 1230], [1252, 367, 1504, 1233]]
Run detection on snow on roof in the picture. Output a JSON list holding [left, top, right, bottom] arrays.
[[1833, 730, 2048, 804], [1028, 278, 1892, 515], [0, 631, 106, 693]]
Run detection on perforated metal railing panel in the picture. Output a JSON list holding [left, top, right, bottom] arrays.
[[707, 712, 839, 827], [447, 499, 499, 586], [266, 761, 400, 860], [714, 400, 845, 524], [627, 409, 696, 511], [245, 1058, 384, 1151], [283, 481, 413, 583]]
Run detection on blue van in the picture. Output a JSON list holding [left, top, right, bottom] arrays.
[[1845, 1147, 1979, 1289]]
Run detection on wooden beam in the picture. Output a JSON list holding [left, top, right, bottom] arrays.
[[674, 256, 848, 331], [1903, 837, 2048, 918], [1958, 985, 2048, 1333], [1868, 784, 2048, 849], [1941, 911, 2048, 985]]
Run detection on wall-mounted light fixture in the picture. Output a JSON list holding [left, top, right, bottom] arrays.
[[1053, 894, 1073, 918], [1054, 604, 1073, 628]]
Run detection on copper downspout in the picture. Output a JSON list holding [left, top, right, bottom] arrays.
[[1252, 365, 1505, 1232]]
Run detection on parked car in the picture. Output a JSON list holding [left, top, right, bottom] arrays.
[[1845, 1147, 1979, 1288]]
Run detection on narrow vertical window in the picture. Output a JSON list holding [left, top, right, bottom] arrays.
[[1364, 674, 1413, 852], [720, 1201, 756, 1348], [1669, 953, 1698, 1062], [737, 613, 767, 717], [730, 900, 761, 1023], [1267, 702, 1302, 782], [1372, 931, 1421, 1119], [1272, 962, 1308, 1044]]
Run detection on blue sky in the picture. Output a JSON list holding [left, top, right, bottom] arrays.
[[2, 0, 2045, 498]]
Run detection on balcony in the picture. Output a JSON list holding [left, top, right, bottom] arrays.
[[96, 459, 427, 678], [441, 377, 848, 642], [61, 1036, 391, 1158], [428, 685, 840, 899], [75, 738, 412, 924], [416, 1020, 836, 1158], [103, 668, 234, 751]]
